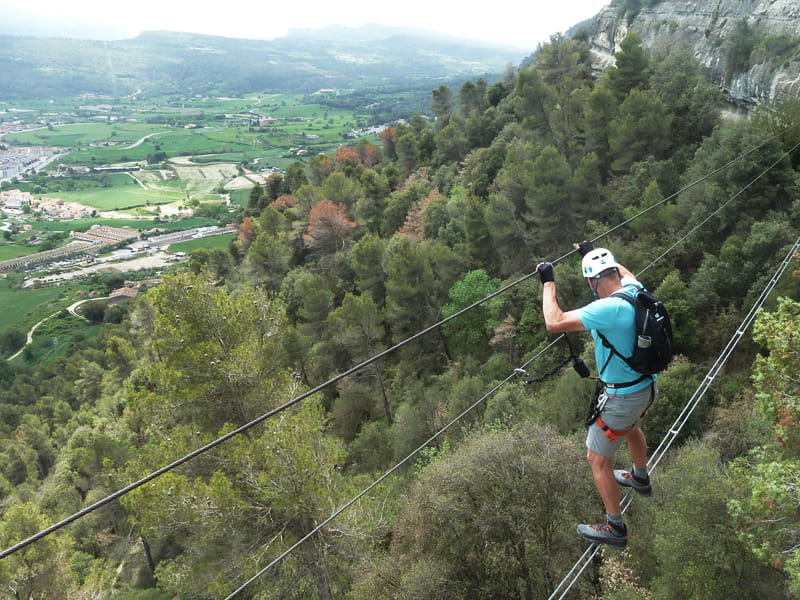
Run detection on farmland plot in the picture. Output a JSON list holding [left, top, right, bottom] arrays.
[[169, 159, 241, 194]]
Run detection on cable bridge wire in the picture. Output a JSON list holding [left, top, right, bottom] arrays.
[[222, 337, 564, 600], [0, 125, 796, 563], [588, 123, 798, 248], [638, 137, 800, 277], [547, 234, 800, 600], [221, 129, 800, 597]]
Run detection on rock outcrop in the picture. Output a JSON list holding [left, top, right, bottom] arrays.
[[587, 0, 800, 105]]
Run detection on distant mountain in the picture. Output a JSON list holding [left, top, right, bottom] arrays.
[[0, 26, 529, 100], [285, 23, 527, 51]]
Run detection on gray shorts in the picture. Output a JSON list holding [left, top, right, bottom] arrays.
[[586, 384, 656, 457]]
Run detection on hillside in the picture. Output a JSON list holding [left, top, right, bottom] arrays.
[[0, 27, 528, 99], [587, 0, 800, 104], [0, 15, 799, 600]]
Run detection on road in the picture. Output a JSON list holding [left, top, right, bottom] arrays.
[[123, 131, 169, 150], [7, 312, 56, 361]]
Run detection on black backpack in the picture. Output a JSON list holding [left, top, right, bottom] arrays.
[[597, 288, 674, 377]]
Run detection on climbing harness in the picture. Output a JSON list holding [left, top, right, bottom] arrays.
[[586, 383, 655, 442]]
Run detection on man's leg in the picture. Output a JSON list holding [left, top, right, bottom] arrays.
[[578, 448, 628, 550], [626, 427, 648, 471], [614, 427, 653, 496], [587, 448, 620, 514]]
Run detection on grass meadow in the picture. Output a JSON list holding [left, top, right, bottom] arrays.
[[4, 122, 170, 148], [7, 94, 363, 169], [0, 245, 36, 261], [169, 232, 235, 253], [44, 185, 186, 211], [0, 279, 88, 333]]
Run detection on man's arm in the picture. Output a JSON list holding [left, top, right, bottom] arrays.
[[617, 263, 636, 280], [541, 281, 586, 333]]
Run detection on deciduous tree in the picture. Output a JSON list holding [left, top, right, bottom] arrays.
[[0, 502, 76, 599], [351, 423, 596, 600], [303, 200, 357, 255]]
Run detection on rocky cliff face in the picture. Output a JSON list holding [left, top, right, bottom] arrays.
[[588, 0, 800, 105]]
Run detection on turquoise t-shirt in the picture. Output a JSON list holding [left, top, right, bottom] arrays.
[[576, 279, 655, 394]]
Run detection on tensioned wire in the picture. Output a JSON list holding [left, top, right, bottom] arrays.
[[547, 234, 800, 600], [590, 123, 797, 248], [638, 137, 800, 276], [222, 129, 800, 599], [0, 124, 794, 562], [222, 337, 564, 600]]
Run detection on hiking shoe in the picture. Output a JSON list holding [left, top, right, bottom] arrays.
[[614, 469, 653, 497], [577, 521, 628, 550]]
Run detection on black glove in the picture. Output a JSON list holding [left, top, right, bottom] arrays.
[[576, 241, 594, 257], [537, 262, 555, 284]]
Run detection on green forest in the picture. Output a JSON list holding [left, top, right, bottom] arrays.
[[1, 31, 799, 599]]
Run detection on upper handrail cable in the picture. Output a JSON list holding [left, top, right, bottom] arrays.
[[0, 126, 792, 561]]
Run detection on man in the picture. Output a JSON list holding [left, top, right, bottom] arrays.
[[537, 244, 656, 550]]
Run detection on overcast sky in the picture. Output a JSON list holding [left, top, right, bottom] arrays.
[[1, 0, 610, 48]]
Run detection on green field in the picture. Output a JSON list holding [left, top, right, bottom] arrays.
[[48, 184, 186, 211], [0, 245, 36, 261], [4, 94, 365, 169], [228, 189, 250, 208], [169, 232, 235, 253], [0, 279, 87, 333], [4, 122, 170, 148]]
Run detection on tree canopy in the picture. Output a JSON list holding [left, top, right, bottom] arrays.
[[0, 31, 798, 600]]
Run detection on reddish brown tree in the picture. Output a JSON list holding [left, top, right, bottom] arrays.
[[302, 200, 357, 254], [334, 145, 361, 169], [237, 216, 258, 254], [380, 127, 397, 160], [270, 195, 298, 212], [355, 139, 381, 168], [398, 188, 440, 238]]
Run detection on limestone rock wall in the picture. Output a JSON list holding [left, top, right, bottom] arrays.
[[587, 0, 800, 104]]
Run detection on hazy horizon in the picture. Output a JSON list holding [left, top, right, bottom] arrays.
[[0, 0, 609, 49]]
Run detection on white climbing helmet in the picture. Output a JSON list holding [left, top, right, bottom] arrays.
[[581, 248, 619, 279]]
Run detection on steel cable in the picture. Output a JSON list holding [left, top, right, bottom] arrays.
[[0, 126, 794, 567]]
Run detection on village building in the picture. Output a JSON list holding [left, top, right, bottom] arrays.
[[71, 224, 140, 245], [108, 286, 139, 304]]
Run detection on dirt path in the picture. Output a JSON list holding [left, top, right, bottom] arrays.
[[5, 297, 109, 361], [123, 131, 169, 150], [7, 312, 56, 361], [127, 171, 147, 188]]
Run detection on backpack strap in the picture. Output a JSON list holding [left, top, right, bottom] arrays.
[[596, 328, 641, 378], [595, 288, 652, 386]]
